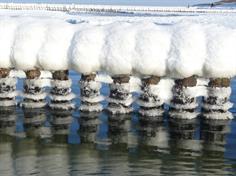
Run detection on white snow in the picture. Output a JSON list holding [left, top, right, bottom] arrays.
[[102, 22, 136, 75], [203, 24, 236, 78], [21, 101, 47, 108], [81, 95, 105, 103], [167, 21, 206, 78], [12, 18, 47, 70], [0, 17, 18, 68], [70, 24, 104, 74], [107, 95, 134, 106], [133, 22, 171, 76], [207, 87, 232, 98], [50, 93, 76, 101], [1, 17, 235, 78], [51, 79, 72, 88], [202, 111, 233, 120], [25, 79, 47, 88], [49, 102, 75, 110], [37, 20, 75, 71], [22, 92, 47, 100]]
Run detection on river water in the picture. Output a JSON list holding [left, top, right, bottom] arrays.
[[0, 72, 236, 176]]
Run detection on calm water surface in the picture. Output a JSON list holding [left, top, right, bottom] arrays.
[[0, 72, 236, 176]]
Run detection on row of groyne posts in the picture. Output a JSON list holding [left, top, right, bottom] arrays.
[[0, 68, 233, 124]]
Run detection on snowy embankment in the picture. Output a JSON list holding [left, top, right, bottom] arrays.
[[0, 3, 236, 14], [0, 16, 236, 79]]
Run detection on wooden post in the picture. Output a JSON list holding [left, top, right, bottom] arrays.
[[202, 78, 233, 119], [137, 75, 164, 121], [0, 68, 17, 107], [107, 74, 133, 114], [170, 76, 199, 119], [21, 69, 47, 108], [49, 70, 75, 110], [79, 73, 104, 112]]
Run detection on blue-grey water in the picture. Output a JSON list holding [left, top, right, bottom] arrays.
[[0, 71, 236, 176]]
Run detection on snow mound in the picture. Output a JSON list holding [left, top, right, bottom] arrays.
[[0, 16, 235, 79]]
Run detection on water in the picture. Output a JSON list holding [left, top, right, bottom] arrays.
[[0, 72, 236, 176]]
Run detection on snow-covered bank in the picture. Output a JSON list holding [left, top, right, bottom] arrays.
[[0, 3, 236, 14], [0, 16, 236, 79]]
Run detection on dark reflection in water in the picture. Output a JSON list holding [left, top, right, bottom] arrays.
[[199, 118, 234, 175], [0, 108, 235, 175]]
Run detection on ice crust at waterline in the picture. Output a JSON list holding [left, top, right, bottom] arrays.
[[1, 17, 236, 78]]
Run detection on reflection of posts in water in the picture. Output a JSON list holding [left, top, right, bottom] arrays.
[[0, 68, 17, 107], [108, 113, 138, 148], [38, 143, 70, 176], [0, 106, 16, 136], [202, 78, 233, 120], [79, 111, 101, 143], [23, 108, 51, 138], [138, 117, 169, 151], [170, 76, 199, 119], [200, 116, 232, 175], [169, 118, 201, 152], [0, 136, 14, 175], [50, 108, 72, 143], [137, 76, 164, 121], [68, 144, 100, 175], [200, 116, 231, 152], [21, 69, 47, 108], [13, 139, 39, 176]]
